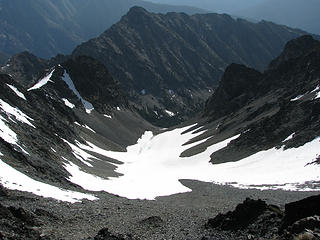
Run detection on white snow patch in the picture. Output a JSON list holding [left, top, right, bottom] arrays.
[[27, 70, 54, 91], [74, 122, 96, 133], [6, 84, 26, 100], [0, 99, 35, 128], [0, 115, 17, 145], [212, 138, 320, 191], [84, 125, 96, 133], [66, 123, 320, 200], [283, 133, 295, 142], [116, 107, 121, 111], [62, 139, 95, 167], [62, 98, 75, 109], [290, 94, 304, 102], [104, 114, 112, 119], [64, 161, 111, 191], [62, 71, 94, 113], [165, 109, 175, 117], [0, 158, 96, 202], [18, 146, 30, 155], [74, 122, 81, 127], [314, 92, 320, 100], [63, 125, 236, 199], [311, 85, 320, 93], [1, 64, 10, 70]]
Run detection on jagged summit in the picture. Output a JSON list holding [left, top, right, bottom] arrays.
[[269, 35, 320, 69], [2, 51, 48, 87], [127, 6, 150, 15]]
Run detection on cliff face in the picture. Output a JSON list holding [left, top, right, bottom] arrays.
[[73, 7, 307, 124], [201, 35, 320, 164]]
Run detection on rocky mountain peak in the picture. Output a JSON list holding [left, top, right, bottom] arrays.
[[1, 51, 48, 88], [269, 35, 320, 69], [127, 6, 150, 16], [121, 6, 155, 27], [203, 63, 262, 120]]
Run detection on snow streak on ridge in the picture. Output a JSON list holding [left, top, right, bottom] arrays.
[[28, 69, 54, 91], [62, 71, 94, 113]]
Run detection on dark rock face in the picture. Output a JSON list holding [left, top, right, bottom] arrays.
[[269, 35, 320, 69], [1, 52, 49, 87], [205, 198, 283, 239], [204, 64, 262, 120], [206, 198, 268, 231], [205, 195, 320, 240], [73, 6, 306, 125], [62, 56, 127, 113], [201, 35, 320, 164], [281, 195, 320, 231]]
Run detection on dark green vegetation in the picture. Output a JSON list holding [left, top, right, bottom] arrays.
[[73, 7, 308, 125], [0, 0, 204, 58]]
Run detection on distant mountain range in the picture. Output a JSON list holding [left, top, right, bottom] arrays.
[[147, 0, 320, 35], [146, 0, 265, 13], [73, 7, 308, 125], [0, 0, 204, 59], [236, 0, 320, 35]]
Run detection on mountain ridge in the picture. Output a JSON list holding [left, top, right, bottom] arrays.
[[0, 0, 205, 59], [194, 35, 320, 164], [73, 6, 309, 125]]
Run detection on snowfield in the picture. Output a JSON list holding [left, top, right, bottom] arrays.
[[0, 99, 35, 128], [28, 69, 54, 91], [0, 158, 97, 203], [63, 125, 320, 200]]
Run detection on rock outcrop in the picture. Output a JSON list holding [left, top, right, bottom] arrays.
[[205, 195, 320, 240]]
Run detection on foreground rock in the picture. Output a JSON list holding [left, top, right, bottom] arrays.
[[204, 195, 320, 240]]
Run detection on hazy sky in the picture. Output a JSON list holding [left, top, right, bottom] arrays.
[[145, 0, 320, 34], [145, 0, 267, 13]]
